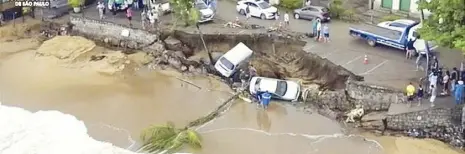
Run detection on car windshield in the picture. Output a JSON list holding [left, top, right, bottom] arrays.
[[219, 57, 234, 70], [275, 81, 288, 96], [258, 2, 271, 9], [321, 8, 329, 12], [195, 3, 208, 9]]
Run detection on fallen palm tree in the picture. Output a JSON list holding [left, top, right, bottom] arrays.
[[139, 89, 245, 153]]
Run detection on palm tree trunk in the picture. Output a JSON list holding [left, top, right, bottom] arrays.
[[196, 23, 214, 64], [186, 88, 247, 128]]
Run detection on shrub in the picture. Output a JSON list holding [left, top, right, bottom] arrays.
[[380, 15, 401, 22], [341, 9, 359, 22], [329, 0, 344, 19], [279, 0, 303, 10], [68, 0, 82, 8]]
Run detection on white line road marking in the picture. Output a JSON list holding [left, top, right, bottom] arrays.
[[342, 55, 363, 66], [359, 60, 388, 75]]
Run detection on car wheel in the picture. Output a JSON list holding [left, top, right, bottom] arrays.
[[260, 14, 266, 20], [316, 17, 321, 22], [294, 13, 300, 19], [239, 9, 245, 15], [367, 39, 376, 47]]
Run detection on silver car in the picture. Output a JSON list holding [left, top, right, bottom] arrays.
[[293, 6, 330, 21]]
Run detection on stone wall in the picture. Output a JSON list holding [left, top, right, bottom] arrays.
[[69, 15, 158, 48], [346, 81, 406, 111], [386, 106, 462, 130]]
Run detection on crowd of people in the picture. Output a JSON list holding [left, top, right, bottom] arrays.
[[95, 0, 160, 29], [406, 56, 465, 107]]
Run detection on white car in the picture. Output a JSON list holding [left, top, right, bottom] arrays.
[[377, 19, 416, 31], [196, 1, 214, 23], [236, 0, 278, 20], [249, 77, 301, 101]]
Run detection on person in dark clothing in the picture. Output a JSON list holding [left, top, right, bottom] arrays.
[[417, 84, 424, 106], [451, 67, 459, 92], [239, 69, 250, 89], [437, 67, 443, 85], [406, 38, 416, 59], [431, 56, 439, 72]]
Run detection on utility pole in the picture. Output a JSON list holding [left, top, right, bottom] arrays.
[[419, 2, 430, 77], [196, 23, 214, 64]]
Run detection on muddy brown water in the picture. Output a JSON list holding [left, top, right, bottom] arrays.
[[0, 35, 462, 154]]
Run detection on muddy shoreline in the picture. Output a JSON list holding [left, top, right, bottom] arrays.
[[36, 17, 465, 151]]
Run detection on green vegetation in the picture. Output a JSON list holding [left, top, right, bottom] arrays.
[[328, 0, 359, 22], [68, 0, 82, 8], [139, 93, 242, 153], [140, 122, 202, 153], [279, 0, 303, 10], [418, 0, 465, 51], [170, 0, 200, 26], [380, 15, 401, 22]]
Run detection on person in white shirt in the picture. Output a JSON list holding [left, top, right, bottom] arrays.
[[316, 19, 322, 41], [305, 0, 311, 6], [149, 12, 155, 29], [283, 12, 289, 27], [96, 2, 105, 20]]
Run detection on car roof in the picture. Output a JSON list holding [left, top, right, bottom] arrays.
[[256, 77, 278, 92], [221, 42, 253, 65], [244, 0, 266, 3], [392, 19, 416, 25]]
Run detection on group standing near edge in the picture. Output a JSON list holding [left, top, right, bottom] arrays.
[[406, 55, 465, 107], [95, 0, 160, 29]]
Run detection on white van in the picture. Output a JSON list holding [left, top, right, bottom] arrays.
[[214, 42, 253, 77]]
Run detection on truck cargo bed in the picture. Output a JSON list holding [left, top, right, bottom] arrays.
[[350, 24, 403, 41]]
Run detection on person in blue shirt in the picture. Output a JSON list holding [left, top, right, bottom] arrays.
[[454, 80, 465, 105], [260, 91, 272, 109], [405, 38, 417, 59]]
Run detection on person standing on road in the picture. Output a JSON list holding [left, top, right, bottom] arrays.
[[454, 81, 465, 105], [442, 70, 450, 95], [406, 38, 416, 59], [126, 8, 133, 27], [141, 10, 147, 30], [451, 67, 459, 92], [97, 2, 105, 20], [406, 82, 415, 107], [245, 5, 251, 21], [305, 0, 311, 6], [431, 56, 439, 72], [417, 84, 424, 106], [322, 23, 330, 43], [316, 19, 322, 41], [149, 12, 156, 29], [415, 53, 424, 71], [429, 71, 438, 90], [283, 12, 290, 28], [429, 84, 437, 107]]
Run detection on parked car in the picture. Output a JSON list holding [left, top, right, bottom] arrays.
[[214, 42, 253, 78], [249, 77, 301, 101], [377, 19, 416, 32], [293, 5, 330, 21], [195, 0, 214, 23], [236, 0, 278, 20]]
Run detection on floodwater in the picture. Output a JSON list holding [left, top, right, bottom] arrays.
[[0, 24, 463, 154]]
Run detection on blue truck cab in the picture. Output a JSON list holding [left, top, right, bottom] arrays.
[[349, 22, 437, 54]]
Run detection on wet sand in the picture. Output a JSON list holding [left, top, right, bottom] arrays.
[[0, 22, 463, 154]]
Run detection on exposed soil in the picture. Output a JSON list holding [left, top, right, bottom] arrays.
[[170, 30, 363, 90]]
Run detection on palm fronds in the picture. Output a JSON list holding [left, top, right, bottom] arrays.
[[140, 122, 202, 153]]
